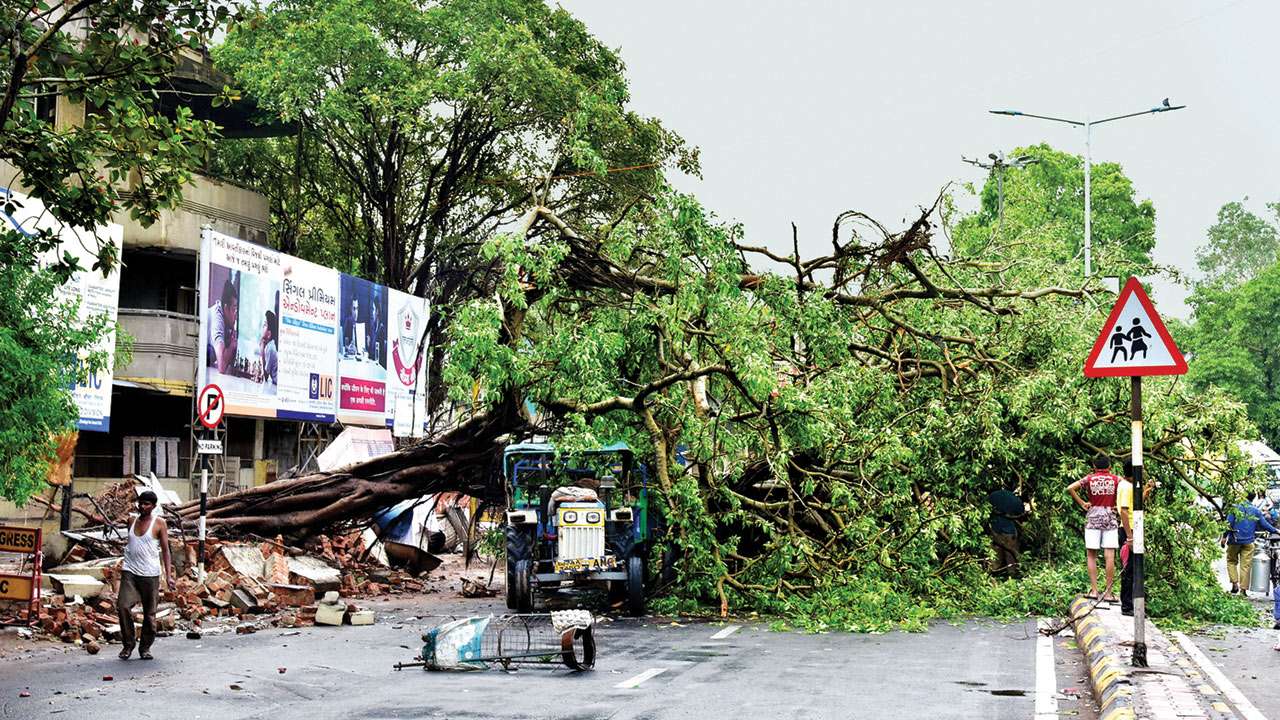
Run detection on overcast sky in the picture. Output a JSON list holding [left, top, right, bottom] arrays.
[[556, 0, 1278, 317]]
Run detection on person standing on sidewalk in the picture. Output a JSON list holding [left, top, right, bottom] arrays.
[[1222, 492, 1280, 597], [114, 490, 175, 660], [1068, 454, 1122, 602], [1116, 460, 1156, 617]]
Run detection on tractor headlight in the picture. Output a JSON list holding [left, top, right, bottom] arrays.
[[563, 511, 579, 524]]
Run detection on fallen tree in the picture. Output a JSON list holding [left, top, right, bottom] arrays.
[[183, 192, 1262, 629], [173, 399, 527, 536]]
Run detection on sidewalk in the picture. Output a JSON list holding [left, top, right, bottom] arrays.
[[1069, 596, 1261, 720]]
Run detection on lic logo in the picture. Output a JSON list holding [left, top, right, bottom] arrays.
[[309, 373, 320, 399]]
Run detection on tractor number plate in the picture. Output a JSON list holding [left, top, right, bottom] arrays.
[[553, 556, 620, 573]]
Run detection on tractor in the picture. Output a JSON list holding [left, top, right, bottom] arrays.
[[502, 442, 656, 616]]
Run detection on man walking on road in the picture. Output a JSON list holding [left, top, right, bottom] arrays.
[[114, 490, 175, 660], [1068, 454, 1123, 602], [1223, 492, 1280, 597]]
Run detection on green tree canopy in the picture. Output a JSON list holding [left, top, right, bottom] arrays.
[[1195, 198, 1280, 288], [950, 144, 1156, 280], [212, 0, 695, 292], [0, 0, 234, 502], [1184, 261, 1280, 449], [1, 0, 235, 267]]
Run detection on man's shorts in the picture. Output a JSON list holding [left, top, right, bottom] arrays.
[[1085, 527, 1119, 550]]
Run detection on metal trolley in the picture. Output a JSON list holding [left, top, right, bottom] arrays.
[[396, 611, 597, 672]]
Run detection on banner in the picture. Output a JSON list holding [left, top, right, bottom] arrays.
[[277, 256, 338, 422], [198, 230, 429, 429], [386, 289, 429, 436], [2, 188, 122, 432], [336, 273, 389, 425], [197, 229, 282, 418]]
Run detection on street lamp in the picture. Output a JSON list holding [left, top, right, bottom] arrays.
[[961, 152, 1040, 224], [989, 99, 1186, 277]]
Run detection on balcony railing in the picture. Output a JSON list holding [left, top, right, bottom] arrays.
[[115, 308, 199, 392]]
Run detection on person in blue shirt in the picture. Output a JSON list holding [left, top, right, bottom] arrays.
[[1222, 492, 1280, 597]]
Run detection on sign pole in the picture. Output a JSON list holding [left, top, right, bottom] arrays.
[[1082, 277, 1186, 669], [1131, 376, 1147, 666], [198, 450, 208, 582], [195, 382, 223, 583]]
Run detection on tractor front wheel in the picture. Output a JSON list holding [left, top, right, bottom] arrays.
[[514, 559, 534, 613], [625, 556, 645, 617]]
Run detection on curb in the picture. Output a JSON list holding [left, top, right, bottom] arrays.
[[1069, 595, 1135, 720]]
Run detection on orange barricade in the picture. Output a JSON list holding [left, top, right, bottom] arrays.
[[0, 525, 43, 626]]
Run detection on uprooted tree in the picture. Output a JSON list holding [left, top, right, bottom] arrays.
[[178, 186, 1262, 629]]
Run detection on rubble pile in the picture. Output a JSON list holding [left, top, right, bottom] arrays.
[[23, 532, 432, 651], [73, 480, 139, 526]]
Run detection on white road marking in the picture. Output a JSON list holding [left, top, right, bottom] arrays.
[[710, 625, 741, 640], [1035, 619, 1059, 720], [1171, 631, 1268, 720], [615, 667, 667, 689]]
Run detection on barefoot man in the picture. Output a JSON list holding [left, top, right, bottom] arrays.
[[114, 490, 175, 660]]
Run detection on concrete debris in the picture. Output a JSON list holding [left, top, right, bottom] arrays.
[[459, 577, 498, 598], [217, 545, 267, 581], [48, 557, 121, 581], [288, 555, 342, 592], [314, 603, 346, 626], [16, 529, 417, 644], [46, 574, 105, 599]]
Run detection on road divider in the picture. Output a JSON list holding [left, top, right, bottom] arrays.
[[1068, 595, 1135, 720]]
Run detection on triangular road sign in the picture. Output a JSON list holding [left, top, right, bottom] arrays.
[[1084, 277, 1187, 378]]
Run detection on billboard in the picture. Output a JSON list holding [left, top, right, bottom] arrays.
[[336, 273, 389, 425], [198, 229, 427, 431], [387, 288, 430, 437], [197, 230, 282, 418], [278, 256, 338, 422], [2, 188, 122, 432]]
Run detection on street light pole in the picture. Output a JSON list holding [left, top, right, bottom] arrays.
[[989, 100, 1185, 278], [1084, 117, 1091, 277]]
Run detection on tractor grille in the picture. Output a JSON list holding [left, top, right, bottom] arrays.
[[557, 502, 606, 561]]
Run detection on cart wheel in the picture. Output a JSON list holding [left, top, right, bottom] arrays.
[[514, 559, 534, 613], [626, 556, 645, 617]]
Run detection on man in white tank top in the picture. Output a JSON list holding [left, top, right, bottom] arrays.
[[114, 491, 175, 660]]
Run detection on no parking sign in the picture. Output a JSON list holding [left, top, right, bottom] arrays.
[[197, 383, 225, 430]]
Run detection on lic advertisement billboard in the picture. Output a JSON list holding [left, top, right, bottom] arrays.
[[196, 229, 429, 433], [1, 187, 122, 432]]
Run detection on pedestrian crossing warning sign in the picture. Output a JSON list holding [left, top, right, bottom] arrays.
[[1084, 276, 1187, 378]]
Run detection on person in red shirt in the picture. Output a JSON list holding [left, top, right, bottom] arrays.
[[1067, 454, 1122, 602]]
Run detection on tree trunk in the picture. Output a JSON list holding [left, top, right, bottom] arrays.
[[174, 399, 527, 537]]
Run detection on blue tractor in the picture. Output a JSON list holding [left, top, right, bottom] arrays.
[[503, 442, 656, 616]]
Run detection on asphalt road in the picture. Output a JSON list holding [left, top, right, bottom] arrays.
[[0, 597, 1070, 720], [1191, 605, 1280, 719]]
